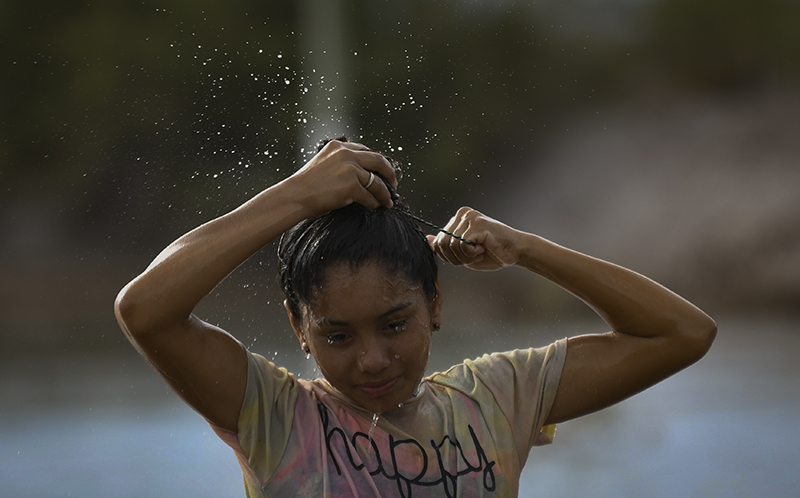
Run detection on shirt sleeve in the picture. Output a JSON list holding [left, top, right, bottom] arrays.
[[433, 339, 567, 454], [236, 349, 301, 486]]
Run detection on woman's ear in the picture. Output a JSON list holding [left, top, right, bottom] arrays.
[[284, 299, 307, 349], [431, 278, 443, 331]]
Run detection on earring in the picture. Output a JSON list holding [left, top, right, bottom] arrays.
[[302, 344, 311, 359], [432, 323, 441, 331]]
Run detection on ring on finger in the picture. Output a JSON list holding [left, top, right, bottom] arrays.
[[364, 171, 375, 189]]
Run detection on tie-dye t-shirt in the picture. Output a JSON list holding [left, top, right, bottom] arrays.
[[212, 339, 566, 497]]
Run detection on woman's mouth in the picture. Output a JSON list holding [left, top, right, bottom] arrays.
[[357, 377, 398, 397]]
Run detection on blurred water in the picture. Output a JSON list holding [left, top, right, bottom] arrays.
[[0, 404, 242, 497], [521, 315, 800, 497], [1, 316, 798, 497]]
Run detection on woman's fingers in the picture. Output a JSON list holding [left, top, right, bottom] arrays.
[[365, 170, 395, 208], [352, 167, 393, 209], [338, 140, 398, 188], [432, 207, 502, 268], [305, 139, 397, 211], [448, 213, 477, 257], [432, 211, 479, 266], [430, 207, 521, 271], [331, 141, 397, 208]]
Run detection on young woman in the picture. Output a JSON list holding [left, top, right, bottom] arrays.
[[115, 138, 716, 497]]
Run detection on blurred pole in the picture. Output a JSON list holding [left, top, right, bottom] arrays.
[[297, 0, 355, 152]]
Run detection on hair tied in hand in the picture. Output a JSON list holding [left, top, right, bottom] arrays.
[[405, 212, 475, 246], [314, 136, 468, 244]]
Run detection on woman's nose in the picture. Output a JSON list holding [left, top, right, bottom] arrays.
[[357, 338, 391, 373]]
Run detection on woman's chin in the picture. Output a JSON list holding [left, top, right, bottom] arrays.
[[352, 386, 410, 414], [355, 394, 400, 414]]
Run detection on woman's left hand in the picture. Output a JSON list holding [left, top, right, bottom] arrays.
[[428, 207, 523, 271]]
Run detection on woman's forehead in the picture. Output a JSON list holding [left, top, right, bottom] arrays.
[[320, 261, 418, 290], [305, 261, 424, 315]]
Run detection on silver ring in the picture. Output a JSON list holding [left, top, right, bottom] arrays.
[[364, 171, 375, 189]]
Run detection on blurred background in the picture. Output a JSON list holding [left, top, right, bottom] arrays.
[[2, 0, 799, 496]]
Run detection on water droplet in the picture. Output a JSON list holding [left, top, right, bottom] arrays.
[[368, 413, 380, 448], [394, 354, 400, 359]]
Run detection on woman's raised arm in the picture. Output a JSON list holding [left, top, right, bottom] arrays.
[[114, 140, 397, 431], [430, 207, 717, 425]]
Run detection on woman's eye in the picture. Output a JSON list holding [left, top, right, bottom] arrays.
[[326, 334, 347, 345], [387, 321, 407, 333]]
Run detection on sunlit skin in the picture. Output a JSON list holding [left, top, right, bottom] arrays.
[[287, 261, 442, 414]]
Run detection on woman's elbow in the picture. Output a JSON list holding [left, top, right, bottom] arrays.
[[680, 313, 717, 365], [114, 281, 151, 340]]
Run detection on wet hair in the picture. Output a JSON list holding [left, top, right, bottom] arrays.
[[278, 137, 438, 320]]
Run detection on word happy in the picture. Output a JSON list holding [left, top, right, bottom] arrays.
[[318, 403, 497, 497]]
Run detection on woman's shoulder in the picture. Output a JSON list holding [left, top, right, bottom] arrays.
[[426, 339, 567, 408], [431, 339, 566, 381]]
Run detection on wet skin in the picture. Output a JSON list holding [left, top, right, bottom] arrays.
[[287, 261, 442, 414]]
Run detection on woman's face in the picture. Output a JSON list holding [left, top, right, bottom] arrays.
[[288, 261, 442, 414]]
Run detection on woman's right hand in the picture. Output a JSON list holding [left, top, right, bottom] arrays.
[[286, 139, 398, 218]]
